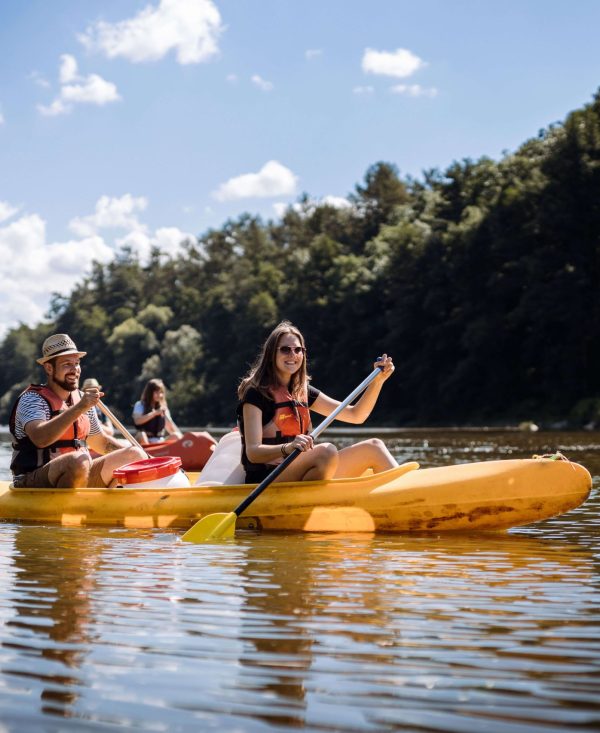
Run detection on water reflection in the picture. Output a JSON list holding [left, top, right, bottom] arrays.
[[234, 541, 314, 727], [0, 428, 599, 732], [223, 531, 598, 731], [1, 526, 101, 720], [0, 526, 597, 731]]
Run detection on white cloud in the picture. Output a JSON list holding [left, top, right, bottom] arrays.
[[0, 214, 114, 335], [154, 226, 195, 255], [38, 99, 69, 117], [59, 54, 78, 84], [45, 235, 114, 276], [79, 0, 223, 65], [272, 202, 288, 218], [305, 49, 322, 60], [29, 71, 51, 89], [362, 47, 424, 78], [68, 194, 148, 237], [273, 195, 352, 219], [353, 85, 374, 95], [61, 75, 121, 105], [0, 214, 47, 274], [116, 226, 194, 260], [115, 229, 150, 253], [0, 201, 19, 223], [70, 195, 195, 261], [226, 73, 238, 83], [390, 84, 437, 97], [251, 74, 273, 92], [0, 110, 4, 125], [213, 161, 298, 201], [0, 198, 195, 336], [38, 54, 120, 116], [322, 195, 352, 209]]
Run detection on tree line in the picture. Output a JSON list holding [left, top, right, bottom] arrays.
[[1, 90, 599, 429]]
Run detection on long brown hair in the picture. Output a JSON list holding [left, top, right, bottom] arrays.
[[140, 378, 167, 412], [238, 321, 310, 401]]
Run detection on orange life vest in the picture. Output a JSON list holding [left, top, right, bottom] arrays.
[[237, 385, 314, 479], [261, 385, 312, 462], [9, 384, 91, 475]]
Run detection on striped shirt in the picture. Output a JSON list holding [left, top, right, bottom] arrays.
[[14, 391, 102, 440]]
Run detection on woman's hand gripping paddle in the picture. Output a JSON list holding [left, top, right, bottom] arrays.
[[181, 361, 384, 543]]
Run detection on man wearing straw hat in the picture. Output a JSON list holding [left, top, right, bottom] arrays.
[[9, 334, 144, 488]]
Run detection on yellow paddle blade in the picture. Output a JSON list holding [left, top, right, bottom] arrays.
[[181, 512, 237, 543]]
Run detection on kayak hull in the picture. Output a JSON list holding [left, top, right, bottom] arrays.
[[0, 459, 591, 533], [140, 431, 216, 471]]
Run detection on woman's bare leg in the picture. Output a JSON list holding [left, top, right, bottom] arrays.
[[273, 442, 339, 482], [334, 438, 398, 478]]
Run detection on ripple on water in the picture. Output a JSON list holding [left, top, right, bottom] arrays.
[[0, 431, 599, 731]]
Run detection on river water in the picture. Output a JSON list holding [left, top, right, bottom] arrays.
[[0, 430, 599, 732]]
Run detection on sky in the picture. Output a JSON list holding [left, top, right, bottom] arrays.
[[1, 0, 599, 337]]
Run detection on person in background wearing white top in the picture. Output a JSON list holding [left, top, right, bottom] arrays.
[[9, 334, 144, 488], [132, 378, 183, 444]]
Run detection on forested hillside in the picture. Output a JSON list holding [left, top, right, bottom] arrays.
[[1, 91, 599, 428]]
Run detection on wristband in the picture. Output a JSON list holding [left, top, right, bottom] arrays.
[[281, 443, 288, 457]]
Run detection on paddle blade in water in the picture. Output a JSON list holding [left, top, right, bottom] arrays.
[[181, 512, 237, 543]]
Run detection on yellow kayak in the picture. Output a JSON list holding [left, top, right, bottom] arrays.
[[0, 458, 591, 532]]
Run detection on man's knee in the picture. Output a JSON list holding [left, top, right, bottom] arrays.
[[63, 452, 91, 482], [123, 446, 146, 463], [109, 445, 146, 466]]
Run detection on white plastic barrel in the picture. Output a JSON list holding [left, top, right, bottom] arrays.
[[195, 429, 245, 485], [113, 456, 191, 488]]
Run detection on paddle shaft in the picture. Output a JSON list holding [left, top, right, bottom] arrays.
[[233, 365, 383, 518], [97, 400, 148, 455]]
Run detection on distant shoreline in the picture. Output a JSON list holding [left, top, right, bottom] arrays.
[[180, 425, 595, 437], [1, 425, 597, 441]]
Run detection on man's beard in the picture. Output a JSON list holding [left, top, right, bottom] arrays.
[[53, 375, 78, 392]]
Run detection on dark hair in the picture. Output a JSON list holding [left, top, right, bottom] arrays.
[[238, 321, 309, 401], [140, 378, 167, 412]]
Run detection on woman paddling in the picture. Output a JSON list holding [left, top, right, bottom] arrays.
[[237, 321, 398, 484], [132, 378, 182, 444]]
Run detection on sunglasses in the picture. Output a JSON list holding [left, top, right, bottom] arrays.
[[277, 346, 306, 355]]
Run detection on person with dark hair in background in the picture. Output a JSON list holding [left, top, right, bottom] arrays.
[[132, 378, 182, 444]]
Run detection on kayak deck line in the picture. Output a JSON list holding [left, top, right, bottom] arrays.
[[0, 459, 591, 533]]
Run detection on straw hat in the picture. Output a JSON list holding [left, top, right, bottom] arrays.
[[37, 334, 87, 365], [82, 377, 101, 390]]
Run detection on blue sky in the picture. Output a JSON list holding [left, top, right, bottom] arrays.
[[1, 0, 599, 335]]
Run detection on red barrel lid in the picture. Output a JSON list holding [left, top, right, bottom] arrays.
[[113, 455, 182, 484]]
